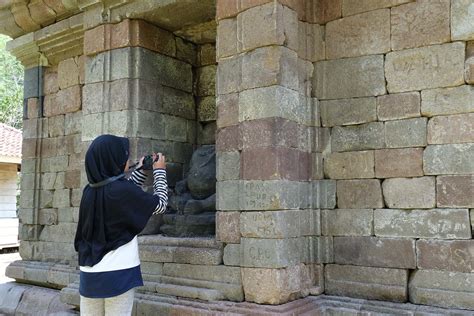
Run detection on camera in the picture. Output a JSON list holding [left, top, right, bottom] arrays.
[[140, 155, 156, 171]]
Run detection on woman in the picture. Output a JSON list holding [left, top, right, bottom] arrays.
[[74, 134, 168, 315]]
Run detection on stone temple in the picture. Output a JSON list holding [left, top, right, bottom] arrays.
[[0, 0, 473, 314]]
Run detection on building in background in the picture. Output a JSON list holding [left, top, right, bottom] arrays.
[[0, 123, 21, 250]]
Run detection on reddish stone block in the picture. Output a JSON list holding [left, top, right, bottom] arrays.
[[437, 175, 474, 208], [375, 148, 424, 178], [306, 0, 342, 24], [26, 98, 40, 119], [216, 211, 241, 243], [241, 147, 310, 180], [216, 125, 241, 152], [240, 117, 301, 149], [217, 93, 239, 128], [84, 24, 110, 56], [217, 0, 239, 20], [417, 239, 473, 273], [58, 85, 82, 114], [65, 170, 81, 189]]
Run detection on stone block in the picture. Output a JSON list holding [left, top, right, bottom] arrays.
[[241, 210, 316, 239], [216, 125, 240, 152], [64, 170, 81, 189], [326, 9, 390, 59], [164, 115, 187, 142], [334, 236, 416, 268], [64, 112, 82, 135], [417, 239, 473, 273], [375, 148, 423, 178], [342, 0, 413, 16], [312, 153, 323, 180], [216, 55, 241, 94], [223, 244, 240, 266], [239, 86, 305, 124], [424, 144, 474, 175], [466, 57, 474, 84], [217, 18, 237, 59], [26, 98, 40, 119], [38, 209, 58, 226], [377, 92, 420, 121], [242, 264, 308, 305], [409, 270, 474, 310], [314, 55, 386, 99], [43, 68, 59, 95], [217, 93, 238, 128], [49, 85, 81, 116], [311, 180, 336, 209], [240, 180, 309, 211], [385, 42, 465, 93], [437, 175, 474, 208], [175, 37, 197, 66], [382, 177, 435, 209], [241, 147, 309, 181], [374, 208, 471, 239], [331, 122, 384, 152], [216, 211, 240, 243], [163, 263, 241, 285], [321, 209, 373, 236], [320, 97, 376, 127], [298, 22, 325, 62], [216, 180, 240, 211], [216, 151, 240, 181], [337, 179, 383, 209], [0, 283, 28, 315], [451, 0, 474, 41], [306, 0, 342, 24], [428, 113, 474, 144], [239, 3, 298, 52], [325, 264, 408, 302], [391, 0, 450, 51], [197, 96, 216, 122], [313, 127, 330, 153], [57, 58, 79, 89], [48, 115, 65, 137], [305, 236, 334, 264], [324, 151, 374, 180], [23, 67, 43, 99], [52, 189, 71, 208], [196, 65, 216, 97], [241, 237, 304, 268], [421, 85, 474, 117], [23, 118, 48, 139], [385, 117, 427, 148], [241, 46, 298, 91]]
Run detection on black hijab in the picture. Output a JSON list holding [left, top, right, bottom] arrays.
[[74, 135, 160, 267]]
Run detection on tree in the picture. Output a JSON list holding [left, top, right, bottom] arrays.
[[0, 35, 24, 129]]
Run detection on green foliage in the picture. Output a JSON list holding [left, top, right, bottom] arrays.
[[0, 35, 24, 129]]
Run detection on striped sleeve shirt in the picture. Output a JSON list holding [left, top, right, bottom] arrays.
[[128, 168, 168, 214]]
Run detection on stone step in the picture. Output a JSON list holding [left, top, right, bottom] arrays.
[[154, 283, 224, 301]]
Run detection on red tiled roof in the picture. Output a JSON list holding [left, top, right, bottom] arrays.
[[0, 123, 22, 160]]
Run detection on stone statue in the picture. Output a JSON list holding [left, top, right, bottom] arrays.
[[160, 145, 216, 237]]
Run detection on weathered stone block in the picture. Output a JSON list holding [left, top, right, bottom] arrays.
[[342, 0, 413, 16], [196, 65, 216, 97], [307, 0, 342, 24], [385, 42, 465, 93], [391, 0, 450, 50], [331, 122, 384, 152], [217, 18, 237, 59], [375, 148, 423, 178], [217, 93, 238, 128], [305, 236, 334, 264], [216, 151, 240, 181], [325, 264, 408, 302], [423, 144, 474, 175], [427, 113, 474, 144], [38, 209, 58, 226], [421, 85, 474, 117], [64, 112, 82, 135], [26, 98, 40, 119], [239, 86, 305, 124], [58, 58, 79, 90], [385, 117, 427, 148], [216, 125, 240, 152], [437, 175, 474, 208], [324, 151, 374, 180], [417, 239, 473, 273], [216, 211, 240, 243], [334, 236, 416, 268], [466, 56, 474, 84], [163, 263, 241, 285], [241, 237, 304, 268], [223, 244, 240, 266], [242, 264, 308, 305], [314, 55, 386, 99], [377, 92, 420, 121], [197, 96, 216, 122], [326, 9, 390, 59], [382, 177, 435, 209], [239, 3, 298, 52], [320, 97, 376, 127], [337, 179, 383, 209], [216, 55, 241, 94], [47, 115, 65, 138], [216, 180, 240, 211], [409, 270, 474, 310], [321, 209, 373, 236], [312, 153, 323, 180], [52, 189, 71, 208], [311, 180, 336, 209], [241, 46, 298, 91], [374, 208, 471, 239], [43, 68, 58, 95], [298, 22, 325, 62], [451, 0, 474, 41]]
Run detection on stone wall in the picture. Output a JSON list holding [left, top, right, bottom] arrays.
[[313, 0, 473, 310]]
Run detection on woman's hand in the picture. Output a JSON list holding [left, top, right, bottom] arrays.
[[153, 153, 166, 170]]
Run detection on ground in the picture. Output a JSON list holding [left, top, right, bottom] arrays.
[[0, 249, 20, 284]]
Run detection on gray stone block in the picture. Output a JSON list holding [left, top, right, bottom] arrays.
[[409, 270, 474, 310], [320, 97, 376, 127], [325, 264, 408, 302], [216, 151, 240, 181], [322, 209, 373, 236], [421, 85, 474, 117], [385, 117, 427, 148], [382, 177, 435, 209], [311, 180, 336, 209], [223, 244, 241, 266], [23, 67, 44, 99], [334, 236, 416, 269], [423, 144, 474, 175], [304, 236, 334, 264], [332, 122, 385, 152], [377, 92, 420, 121], [374, 208, 471, 239], [163, 263, 241, 285], [216, 180, 240, 211], [0, 283, 29, 315], [241, 237, 304, 268]]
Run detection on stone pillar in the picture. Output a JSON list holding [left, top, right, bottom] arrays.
[[215, 0, 325, 304]]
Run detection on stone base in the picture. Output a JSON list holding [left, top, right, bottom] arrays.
[[161, 212, 216, 237]]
